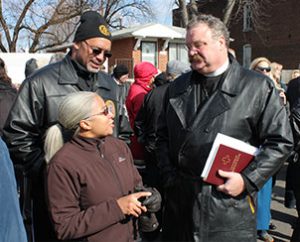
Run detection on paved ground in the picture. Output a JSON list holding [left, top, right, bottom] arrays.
[[261, 162, 298, 242]]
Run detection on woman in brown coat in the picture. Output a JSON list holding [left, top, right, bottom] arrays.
[[44, 91, 152, 242]]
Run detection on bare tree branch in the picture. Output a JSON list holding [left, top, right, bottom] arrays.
[[0, 0, 155, 53], [174, 0, 286, 44], [0, 0, 12, 51]]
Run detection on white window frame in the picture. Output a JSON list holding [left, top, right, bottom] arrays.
[[243, 44, 252, 68], [141, 41, 157, 67], [168, 42, 188, 64]]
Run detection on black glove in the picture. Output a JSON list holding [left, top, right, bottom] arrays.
[[138, 212, 159, 232], [135, 186, 162, 213]]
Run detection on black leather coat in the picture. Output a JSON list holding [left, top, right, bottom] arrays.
[[156, 58, 293, 241], [3, 54, 119, 178]]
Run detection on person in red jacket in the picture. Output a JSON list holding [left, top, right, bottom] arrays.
[[125, 62, 158, 173]]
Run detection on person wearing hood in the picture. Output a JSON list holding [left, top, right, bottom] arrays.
[[0, 58, 17, 136], [125, 62, 158, 174], [24, 58, 39, 78]]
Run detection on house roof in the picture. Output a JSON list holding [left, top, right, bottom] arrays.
[[111, 23, 186, 40]]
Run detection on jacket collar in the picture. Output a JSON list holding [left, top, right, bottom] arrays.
[[57, 54, 112, 91], [169, 56, 243, 129], [71, 135, 105, 151], [218, 57, 242, 96], [172, 55, 242, 97], [58, 54, 79, 85], [93, 72, 113, 91]]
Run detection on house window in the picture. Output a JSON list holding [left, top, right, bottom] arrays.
[[169, 43, 188, 64], [243, 4, 252, 32], [141, 42, 157, 66], [243, 44, 252, 68]]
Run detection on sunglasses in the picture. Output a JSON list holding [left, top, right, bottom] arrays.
[[83, 106, 110, 120], [84, 40, 112, 58], [255, 66, 271, 72]]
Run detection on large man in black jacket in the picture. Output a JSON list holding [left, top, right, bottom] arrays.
[[286, 76, 300, 241], [156, 14, 293, 242], [3, 11, 119, 242]]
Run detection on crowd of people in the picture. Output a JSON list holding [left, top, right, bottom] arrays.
[[1, 10, 300, 242]]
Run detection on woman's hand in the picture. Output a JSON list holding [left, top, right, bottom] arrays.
[[117, 191, 152, 217], [279, 91, 287, 105]]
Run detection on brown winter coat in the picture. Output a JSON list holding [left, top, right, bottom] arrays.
[[46, 135, 141, 242]]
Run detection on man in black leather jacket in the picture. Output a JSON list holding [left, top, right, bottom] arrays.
[[112, 64, 133, 144], [286, 77, 300, 241], [3, 11, 119, 242], [156, 14, 293, 242]]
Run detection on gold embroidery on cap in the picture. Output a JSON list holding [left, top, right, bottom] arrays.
[[99, 25, 111, 36]]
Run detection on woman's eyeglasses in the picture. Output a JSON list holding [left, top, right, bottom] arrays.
[[83, 106, 110, 120], [255, 66, 271, 73], [83, 40, 112, 58]]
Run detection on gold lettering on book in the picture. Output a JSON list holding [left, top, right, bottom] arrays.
[[221, 155, 231, 165], [230, 153, 241, 171]]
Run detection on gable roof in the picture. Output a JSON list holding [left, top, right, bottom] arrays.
[[111, 23, 186, 40]]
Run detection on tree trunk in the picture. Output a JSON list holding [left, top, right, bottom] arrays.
[[190, 0, 198, 20], [223, 0, 237, 27], [178, 0, 188, 27]]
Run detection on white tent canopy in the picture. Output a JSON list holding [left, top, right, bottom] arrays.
[[0, 53, 54, 84], [112, 23, 186, 40]]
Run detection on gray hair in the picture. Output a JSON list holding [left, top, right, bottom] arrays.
[[44, 91, 99, 163], [166, 60, 191, 80], [187, 14, 230, 48]]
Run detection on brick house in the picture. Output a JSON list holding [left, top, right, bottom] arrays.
[[173, 0, 300, 81], [109, 23, 188, 78]]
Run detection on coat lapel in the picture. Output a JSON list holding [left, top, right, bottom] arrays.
[[179, 59, 242, 149], [169, 86, 193, 129], [168, 57, 242, 132], [189, 57, 242, 131], [190, 90, 230, 131]]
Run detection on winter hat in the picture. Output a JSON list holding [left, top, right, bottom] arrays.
[[133, 62, 158, 91], [113, 64, 129, 79], [73, 11, 111, 42], [25, 58, 38, 78], [166, 60, 191, 77], [134, 62, 158, 81], [154, 72, 168, 87]]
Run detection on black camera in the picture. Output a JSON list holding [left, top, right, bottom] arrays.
[[135, 186, 162, 232]]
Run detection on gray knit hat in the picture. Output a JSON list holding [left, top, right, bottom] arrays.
[[166, 60, 191, 77]]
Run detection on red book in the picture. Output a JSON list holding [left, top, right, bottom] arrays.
[[201, 133, 258, 186]]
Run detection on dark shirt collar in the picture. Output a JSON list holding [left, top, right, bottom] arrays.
[[204, 58, 229, 77], [71, 58, 94, 80]]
